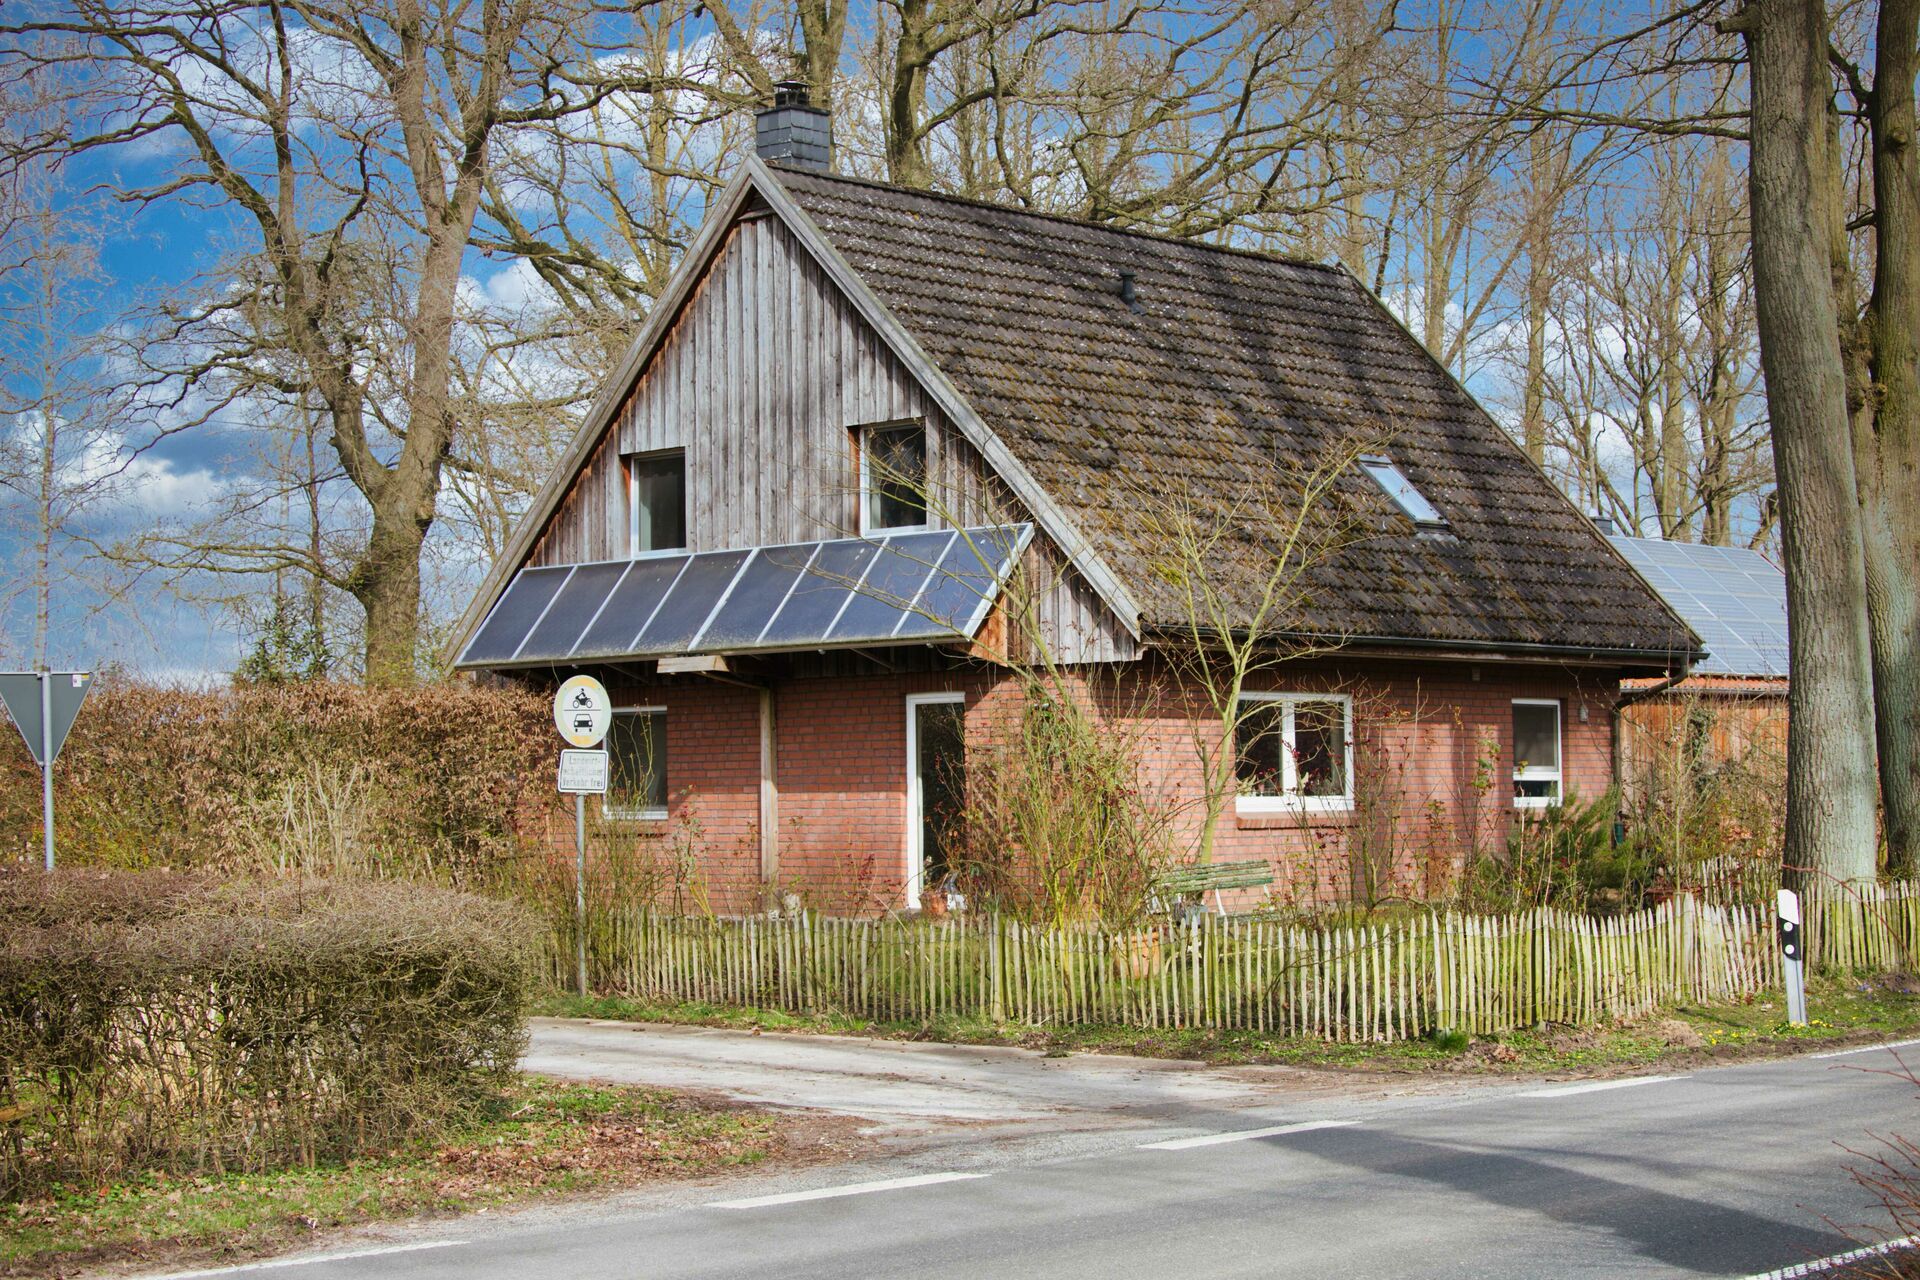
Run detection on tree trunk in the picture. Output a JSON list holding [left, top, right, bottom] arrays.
[[1859, 0, 1920, 873], [1735, 0, 1879, 886]]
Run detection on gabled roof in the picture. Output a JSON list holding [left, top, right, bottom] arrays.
[[775, 167, 1697, 662], [450, 159, 1698, 668], [1608, 536, 1787, 678]]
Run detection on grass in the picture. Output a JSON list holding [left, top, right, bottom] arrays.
[[538, 971, 1920, 1077], [1, 1075, 792, 1278]]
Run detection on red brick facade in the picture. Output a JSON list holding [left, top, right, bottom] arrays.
[[559, 653, 1622, 915]]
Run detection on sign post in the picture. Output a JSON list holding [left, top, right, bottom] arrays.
[[554, 676, 612, 998], [1777, 887, 1808, 1027], [0, 672, 93, 871]]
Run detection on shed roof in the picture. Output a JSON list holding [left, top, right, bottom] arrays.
[[775, 166, 1696, 662], [1607, 535, 1788, 678]]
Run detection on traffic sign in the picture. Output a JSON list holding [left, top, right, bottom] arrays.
[[0, 671, 93, 872], [553, 675, 611, 748], [0, 671, 91, 766], [558, 749, 609, 794]]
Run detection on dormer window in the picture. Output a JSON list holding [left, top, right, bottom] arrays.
[[860, 421, 928, 533], [625, 450, 686, 555], [1360, 454, 1446, 528]]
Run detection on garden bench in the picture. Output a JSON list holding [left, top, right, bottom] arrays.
[[1151, 860, 1275, 916]]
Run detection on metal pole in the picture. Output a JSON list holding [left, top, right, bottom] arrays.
[[40, 673, 53, 873], [575, 791, 588, 998]]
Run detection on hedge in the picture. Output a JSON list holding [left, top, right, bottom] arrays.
[[0, 869, 539, 1200]]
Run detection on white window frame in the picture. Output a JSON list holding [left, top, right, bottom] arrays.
[[905, 692, 965, 908], [601, 705, 669, 821], [1511, 697, 1563, 810], [1232, 692, 1355, 815], [624, 450, 686, 558], [859, 420, 932, 536]]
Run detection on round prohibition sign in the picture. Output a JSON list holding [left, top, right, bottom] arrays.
[[553, 674, 612, 748]]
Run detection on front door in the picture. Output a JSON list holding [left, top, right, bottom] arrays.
[[907, 694, 966, 907]]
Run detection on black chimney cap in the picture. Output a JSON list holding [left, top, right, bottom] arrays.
[[773, 79, 812, 109]]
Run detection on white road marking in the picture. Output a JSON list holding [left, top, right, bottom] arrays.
[[1739, 1233, 1920, 1279], [708, 1171, 989, 1209], [142, 1240, 469, 1278], [1810, 1037, 1920, 1060], [1138, 1120, 1361, 1151], [1518, 1075, 1688, 1098]]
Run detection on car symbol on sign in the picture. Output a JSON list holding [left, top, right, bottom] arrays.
[[572, 710, 594, 733]]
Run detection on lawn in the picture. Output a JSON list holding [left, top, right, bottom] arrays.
[[538, 971, 1920, 1077], [1, 1075, 814, 1278]]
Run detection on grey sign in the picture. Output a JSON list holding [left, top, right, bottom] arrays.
[[0, 672, 93, 766]]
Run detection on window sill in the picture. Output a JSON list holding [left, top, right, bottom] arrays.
[[1513, 798, 1560, 811], [1234, 798, 1353, 828], [601, 808, 669, 823]]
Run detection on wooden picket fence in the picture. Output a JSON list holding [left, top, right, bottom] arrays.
[[549, 881, 1920, 1042]]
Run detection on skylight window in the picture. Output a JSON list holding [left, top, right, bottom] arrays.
[[1359, 455, 1446, 527]]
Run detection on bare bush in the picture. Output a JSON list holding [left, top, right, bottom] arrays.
[[0, 678, 553, 883], [0, 869, 538, 1201]]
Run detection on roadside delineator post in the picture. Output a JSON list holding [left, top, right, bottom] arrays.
[[1777, 887, 1807, 1027]]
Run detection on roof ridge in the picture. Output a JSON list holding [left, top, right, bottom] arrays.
[[767, 162, 1351, 276]]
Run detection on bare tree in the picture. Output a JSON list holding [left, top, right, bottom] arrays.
[[1724, 0, 1879, 885], [0, 153, 129, 668], [1826, 0, 1920, 873], [1, 0, 658, 684]]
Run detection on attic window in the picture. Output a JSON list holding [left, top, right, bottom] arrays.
[[1359, 455, 1446, 528]]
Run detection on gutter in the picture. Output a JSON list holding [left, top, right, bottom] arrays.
[[1140, 624, 1705, 671]]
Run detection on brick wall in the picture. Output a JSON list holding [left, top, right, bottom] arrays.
[[555, 656, 1621, 915]]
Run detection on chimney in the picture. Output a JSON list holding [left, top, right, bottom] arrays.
[[1592, 514, 1618, 536], [755, 79, 833, 172]]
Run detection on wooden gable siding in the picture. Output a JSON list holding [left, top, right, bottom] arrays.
[[525, 207, 1135, 664]]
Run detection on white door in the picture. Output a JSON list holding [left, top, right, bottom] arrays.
[[905, 693, 966, 907]]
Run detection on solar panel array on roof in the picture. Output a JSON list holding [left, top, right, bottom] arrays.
[[456, 525, 1033, 670], [1608, 535, 1788, 678]]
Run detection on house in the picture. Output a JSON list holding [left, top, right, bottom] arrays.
[[1606, 529, 1788, 784], [448, 84, 1699, 913]]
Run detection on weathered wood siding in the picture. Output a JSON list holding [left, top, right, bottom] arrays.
[[527, 205, 1137, 664]]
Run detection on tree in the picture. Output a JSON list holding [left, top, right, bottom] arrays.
[[1832, 0, 1920, 873], [1724, 0, 1879, 884], [0, 152, 129, 668], [1123, 443, 1371, 865], [1, 0, 647, 684]]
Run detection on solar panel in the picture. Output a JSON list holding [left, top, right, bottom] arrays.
[[898, 524, 1032, 638], [829, 530, 954, 643], [513, 561, 629, 662], [633, 549, 751, 653], [572, 556, 688, 658], [458, 565, 572, 665], [694, 543, 815, 650], [456, 526, 1034, 668], [1609, 534, 1788, 677], [755, 539, 877, 648]]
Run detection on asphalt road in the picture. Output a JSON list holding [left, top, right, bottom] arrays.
[[142, 1031, 1920, 1280]]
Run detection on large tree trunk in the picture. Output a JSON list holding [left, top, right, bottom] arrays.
[[1858, 0, 1920, 874], [1734, 0, 1879, 886]]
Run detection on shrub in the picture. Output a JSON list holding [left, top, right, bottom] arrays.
[[0, 869, 539, 1201], [948, 676, 1180, 927], [0, 678, 555, 883]]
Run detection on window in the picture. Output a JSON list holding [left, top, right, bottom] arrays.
[[1512, 699, 1562, 808], [1359, 454, 1446, 527], [603, 707, 668, 820], [1233, 693, 1353, 813], [861, 422, 928, 533], [625, 451, 686, 555]]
